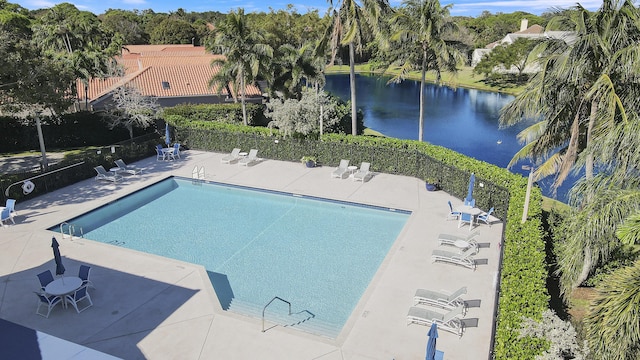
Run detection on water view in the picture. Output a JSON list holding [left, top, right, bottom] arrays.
[[324, 74, 576, 202]]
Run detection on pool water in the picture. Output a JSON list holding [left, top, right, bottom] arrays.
[[55, 177, 410, 338]]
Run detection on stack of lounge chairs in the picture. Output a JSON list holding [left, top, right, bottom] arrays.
[[407, 286, 468, 337]]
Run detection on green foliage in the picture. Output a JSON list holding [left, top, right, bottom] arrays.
[[474, 38, 538, 79], [163, 103, 265, 126], [264, 88, 343, 137], [149, 18, 197, 44], [584, 259, 640, 359], [457, 11, 547, 48]]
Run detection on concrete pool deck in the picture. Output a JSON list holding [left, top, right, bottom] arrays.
[[0, 150, 503, 359]]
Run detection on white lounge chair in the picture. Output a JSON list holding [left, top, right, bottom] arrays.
[[114, 159, 142, 175], [353, 162, 371, 182], [438, 236, 479, 254], [438, 232, 479, 243], [331, 159, 350, 178], [94, 165, 122, 183], [221, 148, 241, 164], [414, 286, 467, 314], [238, 149, 259, 166], [431, 247, 476, 270], [407, 305, 465, 337]]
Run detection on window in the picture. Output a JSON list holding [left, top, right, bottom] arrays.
[[161, 81, 170, 90]]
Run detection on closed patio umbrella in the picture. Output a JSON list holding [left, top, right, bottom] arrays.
[[465, 173, 475, 206], [164, 123, 171, 147], [52, 237, 65, 276], [426, 322, 439, 360]]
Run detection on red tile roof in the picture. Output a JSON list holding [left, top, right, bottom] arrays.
[[77, 44, 261, 104]]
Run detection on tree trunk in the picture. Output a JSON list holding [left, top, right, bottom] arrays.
[[349, 42, 357, 136], [575, 246, 593, 289], [419, 50, 427, 142], [35, 115, 48, 171], [585, 100, 597, 180], [240, 73, 248, 126]]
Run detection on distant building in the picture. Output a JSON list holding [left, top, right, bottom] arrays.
[[471, 19, 574, 72], [76, 44, 264, 111]]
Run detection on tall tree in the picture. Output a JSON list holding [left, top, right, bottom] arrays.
[[321, 0, 389, 135], [387, 0, 462, 141], [107, 85, 161, 139], [207, 9, 273, 126], [270, 42, 324, 100]]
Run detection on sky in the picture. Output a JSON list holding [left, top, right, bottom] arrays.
[[14, 0, 604, 17]]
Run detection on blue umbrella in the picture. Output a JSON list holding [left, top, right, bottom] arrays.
[[426, 322, 439, 360], [164, 123, 171, 147], [51, 237, 65, 276], [465, 172, 475, 206]]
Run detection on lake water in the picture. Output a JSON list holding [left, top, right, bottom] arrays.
[[324, 74, 576, 202]]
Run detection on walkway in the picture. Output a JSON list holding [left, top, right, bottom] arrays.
[[0, 150, 503, 359]]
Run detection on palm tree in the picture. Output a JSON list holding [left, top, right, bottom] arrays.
[[321, 0, 389, 135], [387, 0, 461, 142], [207, 9, 273, 126], [500, 0, 640, 191], [584, 259, 640, 359], [270, 42, 324, 100]]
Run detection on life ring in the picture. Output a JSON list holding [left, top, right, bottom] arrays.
[[22, 181, 35, 195]]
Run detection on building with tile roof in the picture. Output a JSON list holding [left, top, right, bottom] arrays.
[[471, 19, 574, 70], [76, 44, 264, 110]]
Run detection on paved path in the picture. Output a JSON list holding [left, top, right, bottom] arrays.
[[0, 150, 503, 359]]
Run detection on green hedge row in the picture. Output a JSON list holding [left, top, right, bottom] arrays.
[[163, 103, 269, 126], [170, 119, 549, 359]]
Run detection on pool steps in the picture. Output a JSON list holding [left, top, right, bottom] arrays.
[[228, 299, 340, 338]]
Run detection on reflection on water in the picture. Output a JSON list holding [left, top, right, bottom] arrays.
[[325, 74, 576, 202]]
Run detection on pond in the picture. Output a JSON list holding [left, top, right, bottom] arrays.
[[324, 74, 576, 203]]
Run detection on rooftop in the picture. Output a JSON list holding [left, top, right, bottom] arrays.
[[0, 150, 503, 359]]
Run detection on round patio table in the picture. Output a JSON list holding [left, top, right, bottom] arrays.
[[45, 277, 82, 308]]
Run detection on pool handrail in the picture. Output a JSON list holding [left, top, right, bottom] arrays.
[[262, 296, 292, 333]]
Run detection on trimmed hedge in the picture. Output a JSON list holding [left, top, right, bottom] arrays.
[[170, 119, 549, 359]]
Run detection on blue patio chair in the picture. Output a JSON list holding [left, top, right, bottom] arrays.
[[35, 292, 62, 318], [458, 212, 474, 231], [477, 207, 494, 226], [78, 265, 95, 289], [156, 144, 165, 161], [5, 199, 17, 217], [1, 207, 15, 227], [65, 286, 93, 313], [169, 143, 181, 160], [447, 201, 461, 220], [36, 270, 54, 291]]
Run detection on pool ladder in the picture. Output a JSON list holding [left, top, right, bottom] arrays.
[[60, 222, 84, 240], [262, 296, 292, 332]]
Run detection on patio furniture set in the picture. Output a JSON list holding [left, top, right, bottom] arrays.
[[34, 265, 95, 318], [331, 159, 371, 182]]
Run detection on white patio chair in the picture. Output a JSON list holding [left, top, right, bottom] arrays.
[[331, 159, 350, 179], [414, 286, 468, 314], [407, 305, 465, 337], [221, 148, 241, 164], [353, 162, 371, 182], [431, 247, 476, 270]]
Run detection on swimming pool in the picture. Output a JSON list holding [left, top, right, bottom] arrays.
[[53, 177, 410, 338]]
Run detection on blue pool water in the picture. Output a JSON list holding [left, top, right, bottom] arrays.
[[55, 177, 410, 337]]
